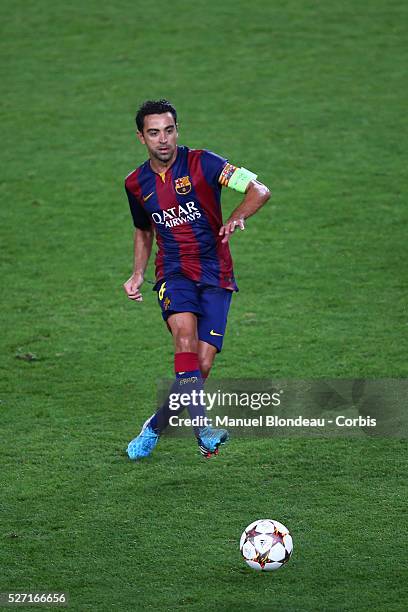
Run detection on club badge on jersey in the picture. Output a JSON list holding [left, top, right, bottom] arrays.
[[175, 176, 192, 195]]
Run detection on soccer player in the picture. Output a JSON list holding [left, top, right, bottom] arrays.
[[124, 99, 270, 459]]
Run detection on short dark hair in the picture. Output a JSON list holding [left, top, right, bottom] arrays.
[[135, 99, 177, 132]]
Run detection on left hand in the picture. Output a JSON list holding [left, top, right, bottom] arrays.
[[218, 218, 245, 244]]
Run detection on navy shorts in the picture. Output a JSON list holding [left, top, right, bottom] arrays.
[[155, 275, 233, 352]]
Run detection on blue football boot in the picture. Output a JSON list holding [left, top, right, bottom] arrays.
[[127, 420, 159, 460], [197, 426, 229, 458]]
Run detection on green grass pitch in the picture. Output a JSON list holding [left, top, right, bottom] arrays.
[[1, 0, 408, 610]]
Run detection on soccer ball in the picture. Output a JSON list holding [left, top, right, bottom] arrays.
[[240, 519, 293, 571]]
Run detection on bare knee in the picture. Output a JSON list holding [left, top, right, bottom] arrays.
[[174, 332, 198, 353], [167, 313, 198, 354]]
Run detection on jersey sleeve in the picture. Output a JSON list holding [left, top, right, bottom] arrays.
[[125, 186, 152, 230], [200, 150, 257, 193], [200, 150, 228, 187]]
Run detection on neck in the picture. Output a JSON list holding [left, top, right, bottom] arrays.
[[149, 147, 178, 174]]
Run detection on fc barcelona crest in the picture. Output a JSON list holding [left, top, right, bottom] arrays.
[[175, 175, 192, 195]]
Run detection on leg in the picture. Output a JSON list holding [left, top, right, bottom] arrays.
[[127, 314, 205, 459], [151, 280, 204, 437], [167, 313, 207, 435], [127, 278, 229, 460], [198, 340, 218, 379], [167, 312, 199, 354], [127, 276, 203, 460], [194, 287, 234, 455], [147, 317, 228, 456], [147, 311, 204, 437], [166, 315, 228, 457]]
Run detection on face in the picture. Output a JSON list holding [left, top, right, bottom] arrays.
[[137, 112, 178, 164]]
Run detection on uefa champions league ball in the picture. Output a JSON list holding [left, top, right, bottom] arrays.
[[240, 519, 293, 571]]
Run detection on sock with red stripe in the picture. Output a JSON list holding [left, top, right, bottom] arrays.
[[148, 352, 207, 437]]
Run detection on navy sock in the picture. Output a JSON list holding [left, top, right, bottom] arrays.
[[148, 353, 207, 437]]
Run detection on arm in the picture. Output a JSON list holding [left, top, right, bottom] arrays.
[[219, 179, 271, 244], [123, 227, 154, 301]]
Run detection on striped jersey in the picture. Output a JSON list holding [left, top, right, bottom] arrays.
[[125, 145, 238, 291]]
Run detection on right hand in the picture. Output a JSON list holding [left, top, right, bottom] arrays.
[[123, 273, 144, 302], [218, 217, 245, 243]]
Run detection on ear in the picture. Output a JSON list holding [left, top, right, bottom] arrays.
[[137, 130, 145, 145]]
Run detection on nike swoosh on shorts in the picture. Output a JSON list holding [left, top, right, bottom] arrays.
[[210, 330, 223, 337]]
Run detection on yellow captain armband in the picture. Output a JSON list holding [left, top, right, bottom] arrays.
[[219, 164, 258, 193]]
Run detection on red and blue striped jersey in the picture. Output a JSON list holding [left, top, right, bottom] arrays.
[[125, 146, 238, 291]]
